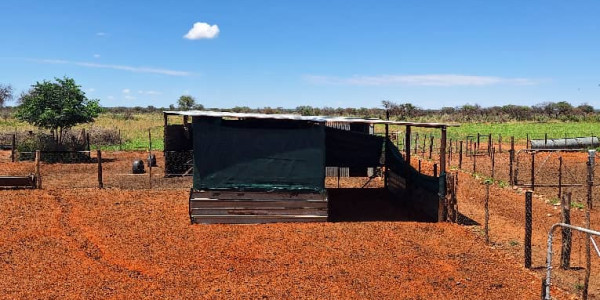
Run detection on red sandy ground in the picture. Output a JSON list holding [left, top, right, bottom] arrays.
[[0, 150, 575, 299]]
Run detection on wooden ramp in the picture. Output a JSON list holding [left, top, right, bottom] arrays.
[[189, 190, 328, 224]]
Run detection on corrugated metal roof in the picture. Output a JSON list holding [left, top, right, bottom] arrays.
[[163, 110, 458, 128]]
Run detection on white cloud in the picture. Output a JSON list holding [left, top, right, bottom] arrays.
[[305, 74, 540, 87], [32, 58, 192, 76], [96, 32, 107, 36], [122, 88, 130, 94], [124, 95, 136, 100], [87, 88, 96, 92], [184, 22, 220, 40], [137, 90, 161, 95], [107, 95, 115, 100], [93, 54, 101, 58]]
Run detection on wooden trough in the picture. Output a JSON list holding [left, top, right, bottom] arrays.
[[189, 190, 328, 224], [0, 175, 37, 189]]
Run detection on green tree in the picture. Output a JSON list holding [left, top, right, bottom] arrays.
[[15, 77, 101, 144], [177, 95, 203, 110], [0, 83, 13, 107]]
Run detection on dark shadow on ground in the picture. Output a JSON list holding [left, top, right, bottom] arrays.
[[327, 188, 434, 222], [457, 212, 480, 226]]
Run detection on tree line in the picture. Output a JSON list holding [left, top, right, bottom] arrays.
[[2, 79, 599, 124]]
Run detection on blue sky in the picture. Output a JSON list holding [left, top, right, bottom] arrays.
[[0, 0, 599, 109]]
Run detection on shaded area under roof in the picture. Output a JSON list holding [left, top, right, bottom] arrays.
[[163, 110, 459, 128]]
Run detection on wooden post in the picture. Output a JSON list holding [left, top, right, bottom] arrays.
[[418, 159, 421, 173], [509, 136, 515, 185], [488, 133, 492, 156], [544, 133, 548, 147], [558, 156, 563, 201], [477, 133, 480, 153], [560, 192, 572, 270], [148, 129, 153, 189], [583, 150, 595, 299], [498, 134, 502, 153], [429, 135, 434, 159], [459, 140, 463, 169], [525, 191, 533, 268], [485, 183, 490, 244], [97, 150, 103, 189], [414, 133, 419, 154], [491, 147, 496, 179], [384, 111, 389, 189], [433, 163, 438, 177], [405, 126, 412, 169], [11, 134, 16, 162], [473, 147, 477, 173], [118, 129, 122, 151], [440, 127, 446, 174], [34, 150, 41, 189], [422, 134, 426, 157], [526, 133, 530, 149], [449, 138, 452, 163], [86, 133, 91, 158], [531, 151, 535, 191]]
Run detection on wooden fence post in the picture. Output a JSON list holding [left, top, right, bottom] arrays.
[[11, 133, 16, 162], [485, 182, 490, 244], [414, 133, 419, 154], [509, 136, 515, 185], [477, 133, 481, 153], [491, 147, 496, 179], [498, 134, 502, 153], [473, 148, 477, 174], [584, 150, 595, 299], [525, 191, 532, 268], [148, 129, 153, 189], [433, 163, 438, 177], [429, 135, 434, 159], [418, 159, 421, 173], [35, 150, 42, 189], [488, 133, 492, 156], [118, 129, 122, 151], [558, 156, 563, 200], [531, 151, 535, 191], [97, 150, 103, 189], [560, 192, 572, 270], [459, 140, 463, 169]]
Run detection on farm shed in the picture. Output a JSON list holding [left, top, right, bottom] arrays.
[[163, 110, 458, 224]]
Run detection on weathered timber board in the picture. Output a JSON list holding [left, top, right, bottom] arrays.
[[191, 215, 327, 224], [189, 199, 328, 209], [190, 208, 327, 216], [191, 190, 326, 201]]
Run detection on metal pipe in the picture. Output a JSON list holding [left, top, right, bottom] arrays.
[[544, 223, 600, 300]]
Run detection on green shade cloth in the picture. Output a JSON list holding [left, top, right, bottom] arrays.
[[193, 117, 325, 192], [325, 127, 384, 167]]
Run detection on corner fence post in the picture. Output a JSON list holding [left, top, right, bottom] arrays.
[[485, 182, 490, 244], [525, 191, 533, 269]]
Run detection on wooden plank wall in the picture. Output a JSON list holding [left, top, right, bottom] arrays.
[[189, 190, 328, 224]]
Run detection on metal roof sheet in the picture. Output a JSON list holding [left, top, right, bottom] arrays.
[[163, 110, 458, 128]]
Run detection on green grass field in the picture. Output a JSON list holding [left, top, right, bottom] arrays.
[[2, 112, 600, 150]]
